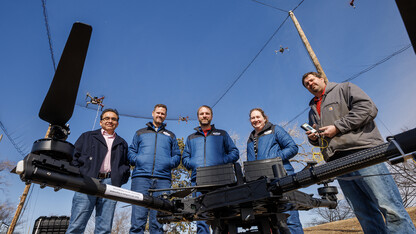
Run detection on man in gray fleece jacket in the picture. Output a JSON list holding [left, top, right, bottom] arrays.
[[302, 72, 415, 234]]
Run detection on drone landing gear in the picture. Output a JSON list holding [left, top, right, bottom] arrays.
[[211, 214, 290, 234]]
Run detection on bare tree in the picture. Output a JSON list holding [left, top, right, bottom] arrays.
[[0, 161, 15, 226], [83, 207, 132, 234], [167, 138, 194, 233], [308, 200, 354, 226], [229, 131, 247, 165], [388, 161, 416, 208], [280, 122, 325, 170], [0, 201, 14, 225], [0, 160, 14, 188], [83, 213, 95, 234], [112, 208, 131, 234], [384, 127, 416, 208]]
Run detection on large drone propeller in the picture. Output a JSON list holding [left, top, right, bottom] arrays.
[[39, 22, 92, 126]]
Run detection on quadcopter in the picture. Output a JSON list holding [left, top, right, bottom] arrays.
[[275, 46, 289, 54], [85, 92, 104, 110], [178, 115, 189, 123], [350, 0, 355, 8]]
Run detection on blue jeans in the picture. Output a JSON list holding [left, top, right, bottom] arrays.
[[130, 177, 171, 234], [285, 207, 303, 234], [285, 168, 304, 234], [66, 178, 117, 234], [338, 163, 415, 234], [190, 181, 210, 234]]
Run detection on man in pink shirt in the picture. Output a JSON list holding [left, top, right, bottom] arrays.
[[66, 109, 130, 234]]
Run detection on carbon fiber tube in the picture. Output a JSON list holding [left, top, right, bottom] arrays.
[[20, 153, 175, 213], [273, 128, 416, 193]]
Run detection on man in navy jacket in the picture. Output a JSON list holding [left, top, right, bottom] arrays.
[[128, 104, 181, 234], [182, 105, 239, 234], [66, 109, 130, 234]]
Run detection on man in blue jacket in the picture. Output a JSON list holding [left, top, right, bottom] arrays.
[[182, 105, 240, 234], [66, 109, 130, 234], [128, 104, 181, 234]]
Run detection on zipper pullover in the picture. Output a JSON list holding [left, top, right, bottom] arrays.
[[151, 129, 158, 176], [182, 124, 240, 181], [127, 122, 181, 180]]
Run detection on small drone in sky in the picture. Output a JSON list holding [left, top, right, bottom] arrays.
[[350, 0, 355, 8], [85, 92, 105, 110], [178, 115, 189, 124], [275, 46, 289, 54]]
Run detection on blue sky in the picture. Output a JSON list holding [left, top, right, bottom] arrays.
[[1, 0, 416, 232]]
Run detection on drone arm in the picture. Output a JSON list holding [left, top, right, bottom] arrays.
[[271, 128, 416, 194], [18, 152, 176, 213]]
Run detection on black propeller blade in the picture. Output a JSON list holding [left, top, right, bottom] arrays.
[[39, 22, 92, 126], [170, 188, 194, 198]]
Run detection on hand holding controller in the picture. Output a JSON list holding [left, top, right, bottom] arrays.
[[301, 123, 320, 140]]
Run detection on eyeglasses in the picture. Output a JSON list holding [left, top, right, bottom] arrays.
[[102, 117, 118, 122]]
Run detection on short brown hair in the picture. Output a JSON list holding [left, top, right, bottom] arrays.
[[302, 72, 323, 87], [197, 105, 213, 117], [249, 108, 268, 123], [154, 104, 167, 112]]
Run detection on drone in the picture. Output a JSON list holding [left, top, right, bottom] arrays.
[[178, 115, 189, 123], [85, 92, 104, 110], [11, 22, 416, 234], [350, 0, 355, 8], [275, 46, 289, 54]]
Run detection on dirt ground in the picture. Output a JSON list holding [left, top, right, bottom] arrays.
[[303, 207, 416, 233]]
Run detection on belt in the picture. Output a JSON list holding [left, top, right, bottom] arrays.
[[98, 172, 111, 179]]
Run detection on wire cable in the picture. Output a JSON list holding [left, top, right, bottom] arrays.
[[251, 0, 288, 13], [92, 105, 100, 130], [0, 121, 27, 157], [251, 0, 306, 13], [343, 44, 411, 83], [283, 44, 412, 127], [292, 0, 306, 12], [17, 184, 34, 226], [282, 107, 309, 128], [377, 117, 393, 136], [212, 0, 307, 108], [211, 15, 290, 108], [41, 0, 56, 71]]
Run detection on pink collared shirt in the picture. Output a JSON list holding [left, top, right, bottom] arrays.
[[100, 129, 115, 173]]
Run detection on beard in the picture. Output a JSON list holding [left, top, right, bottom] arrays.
[[199, 119, 211, 127], [153, 117, 164, 126]]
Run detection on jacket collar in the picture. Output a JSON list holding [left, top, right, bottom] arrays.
[[92, 128, 122, 148], [308, 82, 338, 107], [249, 122, 273, 140], [146, 122, 166, 132], [194, 124, 216, 135]]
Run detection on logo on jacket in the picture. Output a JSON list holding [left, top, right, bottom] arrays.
[[213, 132, 221, 136], [264, 130, 272, 135], [162, 131, 171, 137]]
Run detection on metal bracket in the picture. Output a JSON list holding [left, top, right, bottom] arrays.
[[387, 136, 416, 165]]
